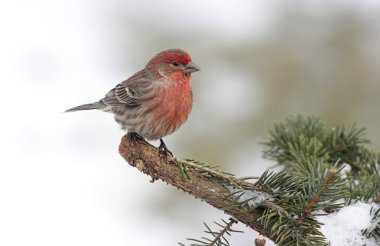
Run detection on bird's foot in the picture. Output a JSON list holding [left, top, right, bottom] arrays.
[[127, 132, 145, 142], [159, 139, 173, 157]]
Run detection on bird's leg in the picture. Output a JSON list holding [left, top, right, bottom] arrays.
[[159, 139, 173, 156], [127, 132, 145, 142]]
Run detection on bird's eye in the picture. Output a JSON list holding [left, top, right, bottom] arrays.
[[172, 62, 181, 67]]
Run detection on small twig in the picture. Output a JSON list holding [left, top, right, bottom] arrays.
[[172, 158, 235, 180], [300, 167, 339, 222], [208, 217, 238, 246], [173, 158, 241, 188], [260, 200, 288, 215], [238, 176, 259, 181], [173, 158, 260, 191]]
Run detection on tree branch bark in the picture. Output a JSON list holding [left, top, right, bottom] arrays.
[[118, 134, 270, 238]]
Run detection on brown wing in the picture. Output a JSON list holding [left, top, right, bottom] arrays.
[[101, 70, 153, 109]]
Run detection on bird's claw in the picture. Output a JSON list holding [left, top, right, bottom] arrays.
[[159, 139, 173, 157], [128, 132, 145, 142]]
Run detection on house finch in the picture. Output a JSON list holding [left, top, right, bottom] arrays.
[[66, 49, 200, 155]]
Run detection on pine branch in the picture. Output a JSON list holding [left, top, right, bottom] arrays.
[[208, 218, 237, 246], [118, 134, 270, 238], [362, 206, 380, 241], [256, 162, 346, 245], [179, 217, 240, 246], [304, 167, 339, 216], [119, 115, 380, 245]]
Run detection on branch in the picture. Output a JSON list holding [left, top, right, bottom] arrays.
[[209, 217, 238, 245], [118, 134, 270, 238]]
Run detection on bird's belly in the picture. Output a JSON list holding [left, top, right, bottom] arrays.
[[113, 87, 193, 140], [138, 90, 192, 140], [139, 102, 192, 140]]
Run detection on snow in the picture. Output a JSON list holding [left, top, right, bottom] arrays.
[[226, 186, 272, 208], [340, 162, 352, 179], [227, 186, 380, 245], [318, 202, 379, 246]]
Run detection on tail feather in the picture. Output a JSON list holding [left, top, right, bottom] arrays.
[[65, 102, 102, 112]]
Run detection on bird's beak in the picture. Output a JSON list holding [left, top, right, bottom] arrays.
[[184, 62, 201, 74]]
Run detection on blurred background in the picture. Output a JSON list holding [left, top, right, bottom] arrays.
[[1, 0, 380, 245]]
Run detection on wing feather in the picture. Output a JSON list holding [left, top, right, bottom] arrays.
[[101, 70, 153, 109]]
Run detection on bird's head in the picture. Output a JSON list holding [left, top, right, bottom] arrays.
[[146, 49, 200, 81]]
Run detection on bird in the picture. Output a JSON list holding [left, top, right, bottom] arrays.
[[65, 49, 200, 156]]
